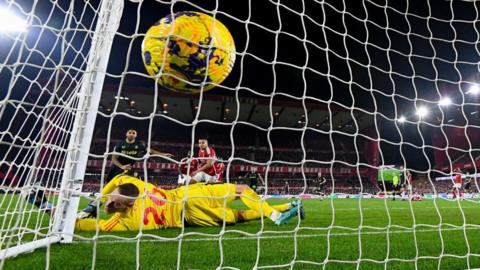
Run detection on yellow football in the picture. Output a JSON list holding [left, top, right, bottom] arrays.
[[141, 11, 236, 93]]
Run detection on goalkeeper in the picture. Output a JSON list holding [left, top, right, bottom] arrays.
[[74, 174, 305, 231]]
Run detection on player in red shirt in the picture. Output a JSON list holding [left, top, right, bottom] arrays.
[[188, 136, 224, 183], [452, 168, 463, 199]]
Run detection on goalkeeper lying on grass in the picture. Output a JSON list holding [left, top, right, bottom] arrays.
[[29, 175, 305, 231]]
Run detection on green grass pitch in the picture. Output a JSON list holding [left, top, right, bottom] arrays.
[[2, 197, 480, 269]]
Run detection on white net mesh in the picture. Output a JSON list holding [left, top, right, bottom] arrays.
[[1, 0, 480, 269], [0, 0, 99, 256]]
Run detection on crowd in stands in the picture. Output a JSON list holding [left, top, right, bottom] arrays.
[[83, 168, 479, 196], [89, 119, 369, 165], [81, 173, 379, 195], [88, 140, 364, 166], [78, 120, 480, 196], [412, 176, 466, 194]]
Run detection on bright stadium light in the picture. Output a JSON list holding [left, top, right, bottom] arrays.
[[467, 85, 480, 95], [438, 97, 452, 106], [416, 106, 429, 118], [397, 116, 406, 123], [0, 8, 28, 32]]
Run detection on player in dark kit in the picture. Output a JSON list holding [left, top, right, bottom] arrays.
[[241, 170, 265, 193], [107, 129, 173, 182], [463, 173, 473, 193], [78, 129, 173, 219], [312, 172, 327, 199]]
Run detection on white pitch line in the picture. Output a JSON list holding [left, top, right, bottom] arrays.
[[318, 205, 480, 211], [72, 226, 480, 244], [0, 205, 480, 213]]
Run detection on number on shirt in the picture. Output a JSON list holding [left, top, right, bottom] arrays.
[[143, 207, 166, 226]]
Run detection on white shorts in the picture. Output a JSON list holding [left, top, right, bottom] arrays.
[[192, 172, 218, 183], [453, 183, 462, 189]]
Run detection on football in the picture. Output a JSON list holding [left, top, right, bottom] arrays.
[[142, 11, 236, 93]]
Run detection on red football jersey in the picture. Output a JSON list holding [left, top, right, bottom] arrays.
[[454, 174, 462, 184], [198, 147, 217, 176]]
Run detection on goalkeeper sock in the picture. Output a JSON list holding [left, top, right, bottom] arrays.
[[240, 188, 280, 221], [272, 203, 291, 212], [236, 205, 289, 222]]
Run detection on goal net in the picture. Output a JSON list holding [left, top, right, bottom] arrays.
[[1, 0, 480, 269], [0, 0, 122, 261]]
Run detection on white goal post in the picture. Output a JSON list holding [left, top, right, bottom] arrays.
[[0, 0, 123, 259]]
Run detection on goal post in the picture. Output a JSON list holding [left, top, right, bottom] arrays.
[[0, 0, 123, 259], [51, 0, 124, 244]]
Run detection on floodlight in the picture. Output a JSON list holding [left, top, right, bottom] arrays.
[[0, 9, 27, 32], [416, 106, 428, 118]]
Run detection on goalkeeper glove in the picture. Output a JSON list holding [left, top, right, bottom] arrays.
[[77, 202, 100, 219]]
